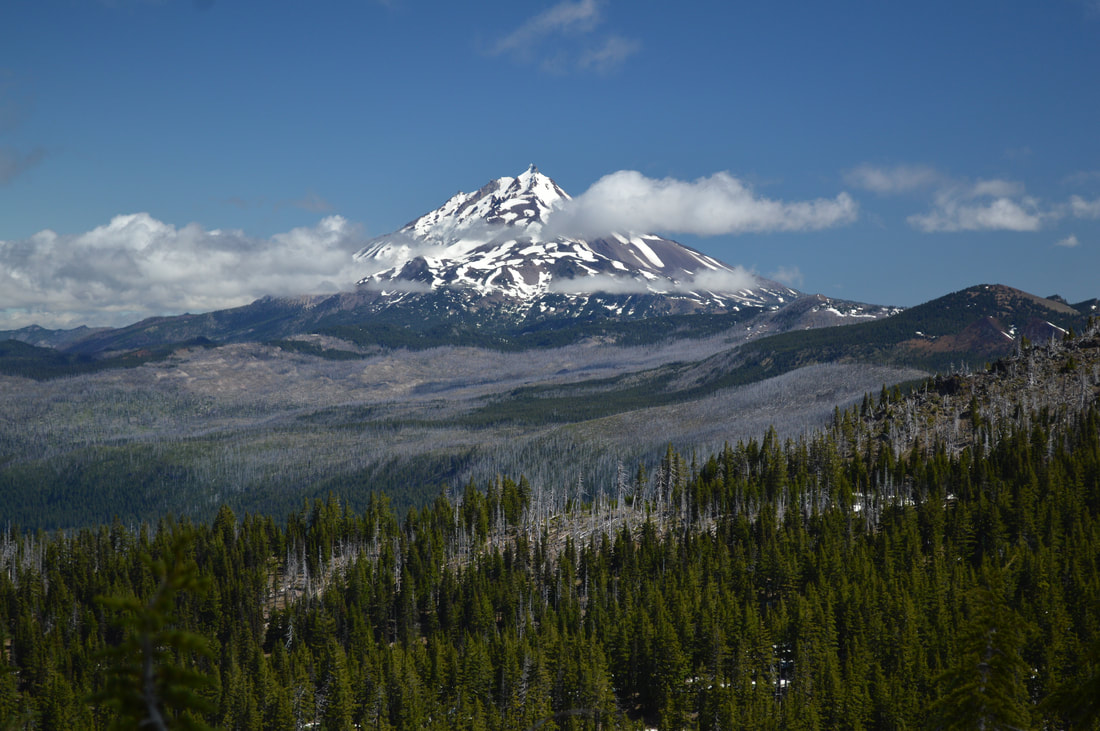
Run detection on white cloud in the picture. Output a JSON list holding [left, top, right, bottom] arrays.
[[547, 266, 758, 295], [0, 213, 368, 329], [1062, 170, 1100, 186], [490, 0, 638, 74], [547, 273, 649, 295], [907, 179, 1046, 232], [545, 170, 857, 238], [689, 268, 759, 293], [575, 35, 641, 74], [844, 164, 940, 194], [1055, 234, 1080, 248], [769, 266, 804, 288], [853, 165, 1081, 233], [1070, 195, 1100, 219], [850, 163, 1066, 233], [493, 0, 601, 55], [971, 179, 1024, 198], [360, 278, 433, 294]]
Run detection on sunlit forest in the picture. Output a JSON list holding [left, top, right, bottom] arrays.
[[1, 332, 1099, 729]]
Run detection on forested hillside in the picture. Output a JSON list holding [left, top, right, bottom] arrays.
[[0, 335, 921, 532], [724, 284, 1090, 379], [0, 326, 1098, 729]]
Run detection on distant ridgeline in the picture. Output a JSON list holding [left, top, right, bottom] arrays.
[[0, 324, 1097, 729]]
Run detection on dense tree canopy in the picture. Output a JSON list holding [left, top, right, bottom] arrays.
[[0, 383, 1096, 729]]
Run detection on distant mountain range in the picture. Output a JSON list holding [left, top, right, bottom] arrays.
[[0, 167, 1096, 377], [0, 166, 895, 357]]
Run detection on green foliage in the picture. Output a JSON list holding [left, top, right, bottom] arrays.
[[93, 533, 217, 730], [266, 339, 365, 360], [930, 574, 1033, 730], [1040, 632, 1100, 728], [318, 306, 763, 352], [0, 337, 215, 380], [0, 395, 1097, 728]]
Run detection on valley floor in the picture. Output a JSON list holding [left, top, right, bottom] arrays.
[[0, 330, 923, 529]]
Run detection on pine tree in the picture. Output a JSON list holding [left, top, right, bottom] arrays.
[[930, 577, 1033, 731], [1039, 632, 1100, 729], [92, 533, 217, 731]]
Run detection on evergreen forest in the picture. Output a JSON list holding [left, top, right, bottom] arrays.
[[1, 336, 1099, 729]]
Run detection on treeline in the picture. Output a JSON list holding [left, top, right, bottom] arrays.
[[1, 399, 1098, 728], [0, 338, 216, 381], [319, 302, 763, 353]]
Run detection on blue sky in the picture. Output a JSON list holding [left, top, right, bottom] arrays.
[[2, 0, 1099, 328]]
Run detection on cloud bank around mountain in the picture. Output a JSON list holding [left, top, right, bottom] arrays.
[[769, 265, 805, 289], [547, 266, 759, 296], [545, 170, 858, 238], [0, 213, 365, 329]]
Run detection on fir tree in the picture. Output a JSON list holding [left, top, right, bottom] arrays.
[[930, 575, 1033, 731], [93, 533, 217, 731]]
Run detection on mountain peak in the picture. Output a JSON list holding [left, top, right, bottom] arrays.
[[378, 167, 569, 250], [353, 167, 800, 311]]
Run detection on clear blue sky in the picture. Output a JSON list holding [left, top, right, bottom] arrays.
[[2, 0, 1099, 327]]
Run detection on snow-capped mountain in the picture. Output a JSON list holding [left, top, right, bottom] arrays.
[[24, 167, 898, 355], [354, 165, 798, 316]]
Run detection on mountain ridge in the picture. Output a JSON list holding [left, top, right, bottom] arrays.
[[722, 283, 1095, 379]]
